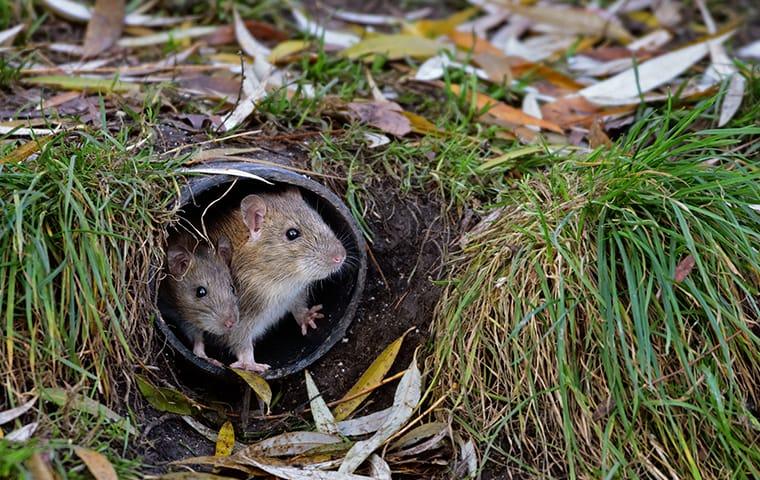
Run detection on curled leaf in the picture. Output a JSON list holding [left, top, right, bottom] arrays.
[[0, 397, 37, 425], [305, 370, 338, 434], [239, 431, 342, 457], [232, 368, 272, 413]]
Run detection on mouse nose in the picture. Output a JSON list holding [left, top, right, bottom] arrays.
[[223, 308, 238, 329], [330, 244, 346, 266]]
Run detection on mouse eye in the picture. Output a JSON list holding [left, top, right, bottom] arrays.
[[286, 228, 300, 241], [196, 286, 207, 298]]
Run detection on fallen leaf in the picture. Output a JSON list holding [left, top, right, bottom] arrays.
[[239, 431, 342, 457], [5, 422, 38, 441], [737, 40, 760, 59], [215, 421, 235, 457], [510, 62, 584, 92], [368, 454, 391, 480], [40, 388, 135, 435], [333, 330, 408, 421], [390, 427, 447, 458], [269, 40, 310, 64], [0, 24, 24, 46], [578, 31, 734, 104], [404, 7, 477, 38], [347, 101, 411, 137], [477, 145, 546, 171], [117, 26, 218, 48], [472, 52, 513, 84], [674, 255, 696, 283], [25, 452, 54, 480], [240, 457, 374, 480], [181, 416, 245, 453], [82, 0, 124, 58], [221, 63, 267, 131], [0, 397, 37, 424], [342, 34, 446, 61], [155, 474, 241, 480], [450, 84, 563, 133], [452, 437, 478, 479], [1, 135, 54, 163], [74, 447, 118, 480], [233, 8, 273, 82], [305, 370, 339, 434], [492, 2, 632, 43], [718, 74, 745, 127], [448, 30, 503, 56], [42, 0, 194, 27], [135, 374, 197, 415], [338, 353, 422, 474], [232, 368, 272, 413], [521, 91, 542, 132], [402, 111, 443, 135], [22, 75, 138, 93], [292, 8, 360, 48], [589, 119, 613, 148], [363, 132, 390, 148], [389, 421, 447, 451], [415, 54, 488, 82], [334, 407, 392, 437]]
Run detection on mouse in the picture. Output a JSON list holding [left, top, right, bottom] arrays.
[[160, 232, 239, 367], [208, 186, 347, 373]]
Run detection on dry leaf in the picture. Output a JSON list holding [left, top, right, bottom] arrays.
[[347, 101, 411, 137], [117, 26, 218, 48], [240, 431, 342, 457], [674, 255, 696, 283], [452, 437, 478, 479], [221, 63, 267, 132], [450, 85, 563, 133], [338, 353, 422, 474], [337, 407, 393, 436], [305, 370, 339, 434], [232, 368, 273, 413], [333, 331, 407, 421], [82, 0, 124, 58], [448, 30, 503, 56], [342, 34, 446, 61], [589, 119, 612, 148], [737, 40, 760, 59], [389, 421, 447, 451], [5, 422, 38, 441], [156, 474, 240, 480], [493, 2, 632, 42], [42, 0, 193, 27], [718, 74, 745, 127], [404, 7, 477, 38], [402, 111, 442, 135], [269, 40, 310, 64], [0, 397, 37, 424], [477, 145, 546, 171], [578, 31, 733, 104], [238, 457, 373, 480], [368, 454, 391, 480], [0, 136, 53, 164], [215, 421, 235, 457], [0, 24, 24, 46], [74, 447, 118, 480], [22, 75, 138, 93], [292, 8, 359, 48], [25, 452, 54, 480]]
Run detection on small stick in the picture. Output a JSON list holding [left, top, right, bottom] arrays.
[[240, 387, 251, 430]]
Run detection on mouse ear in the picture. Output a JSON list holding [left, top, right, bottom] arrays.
[[240, 194, 267, 241], [167, 243, 192, 276], [216, 235, 233, 265]]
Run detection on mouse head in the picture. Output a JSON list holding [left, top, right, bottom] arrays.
[[240, 187, 346, 284], [166, 234, 239, 336]]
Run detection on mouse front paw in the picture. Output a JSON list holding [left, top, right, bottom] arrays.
[[293, 304, 324, 335], [230, 360, 271, 373]]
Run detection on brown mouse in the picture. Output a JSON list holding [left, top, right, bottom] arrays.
[[208, 187, 347, 373], [161, 233, 239, 366]]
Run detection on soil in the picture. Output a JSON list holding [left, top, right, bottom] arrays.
[[136, 124, 452, 476]]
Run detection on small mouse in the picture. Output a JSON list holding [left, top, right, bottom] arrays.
[[160, 233, 239, 367], [208, 187, 347, 373]]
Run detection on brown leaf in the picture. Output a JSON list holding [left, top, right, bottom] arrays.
[[674, 255, 696, 283], [450, 85, 563, 133], [25, 452, 55, 480], [82, 0, 125, 58], [448, 30, 503, 56], [472, 52, 513, 84], [205, 20, 289, 46], [0, 136, 54, 164], [588, 119, 612, 148], [347, 101, 411, 137], [74, 447, 118, 480]]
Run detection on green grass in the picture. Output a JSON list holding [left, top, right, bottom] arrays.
[[0, 130, 181, 476], [430, 95, 760, 478]]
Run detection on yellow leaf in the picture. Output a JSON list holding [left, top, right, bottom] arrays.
[[401, 111, 444, 136], [0, 135, 54, 164], [403, 7, 478, 38], [232, 369, 272, 414], [74, 447, 118, 480], [214, 421, 234, 457], [269, 39, 310, 64], [477, 145, 546, 171], [332, 330, 409, 421], [22, 75, 138, 93], [341, 34, 445, 62]]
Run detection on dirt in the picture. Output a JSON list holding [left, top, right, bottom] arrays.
[[136, 125, 451, 476]]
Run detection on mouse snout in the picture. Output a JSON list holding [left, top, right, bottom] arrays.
[[329, 244, 347, 267], [222, 306, 238, 329]]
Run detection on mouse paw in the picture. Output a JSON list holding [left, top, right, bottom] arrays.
[[294, 304, 324, 335], [230, 360, 271, 373], [203, 357, 224, 368]]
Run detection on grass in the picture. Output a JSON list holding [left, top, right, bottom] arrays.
[[0, 130, 181, 476], [430, 94, 760, 478]]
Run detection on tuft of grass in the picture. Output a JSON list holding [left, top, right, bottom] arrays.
[[0, 131, 181, 459], [431, 98, 760, 478]]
